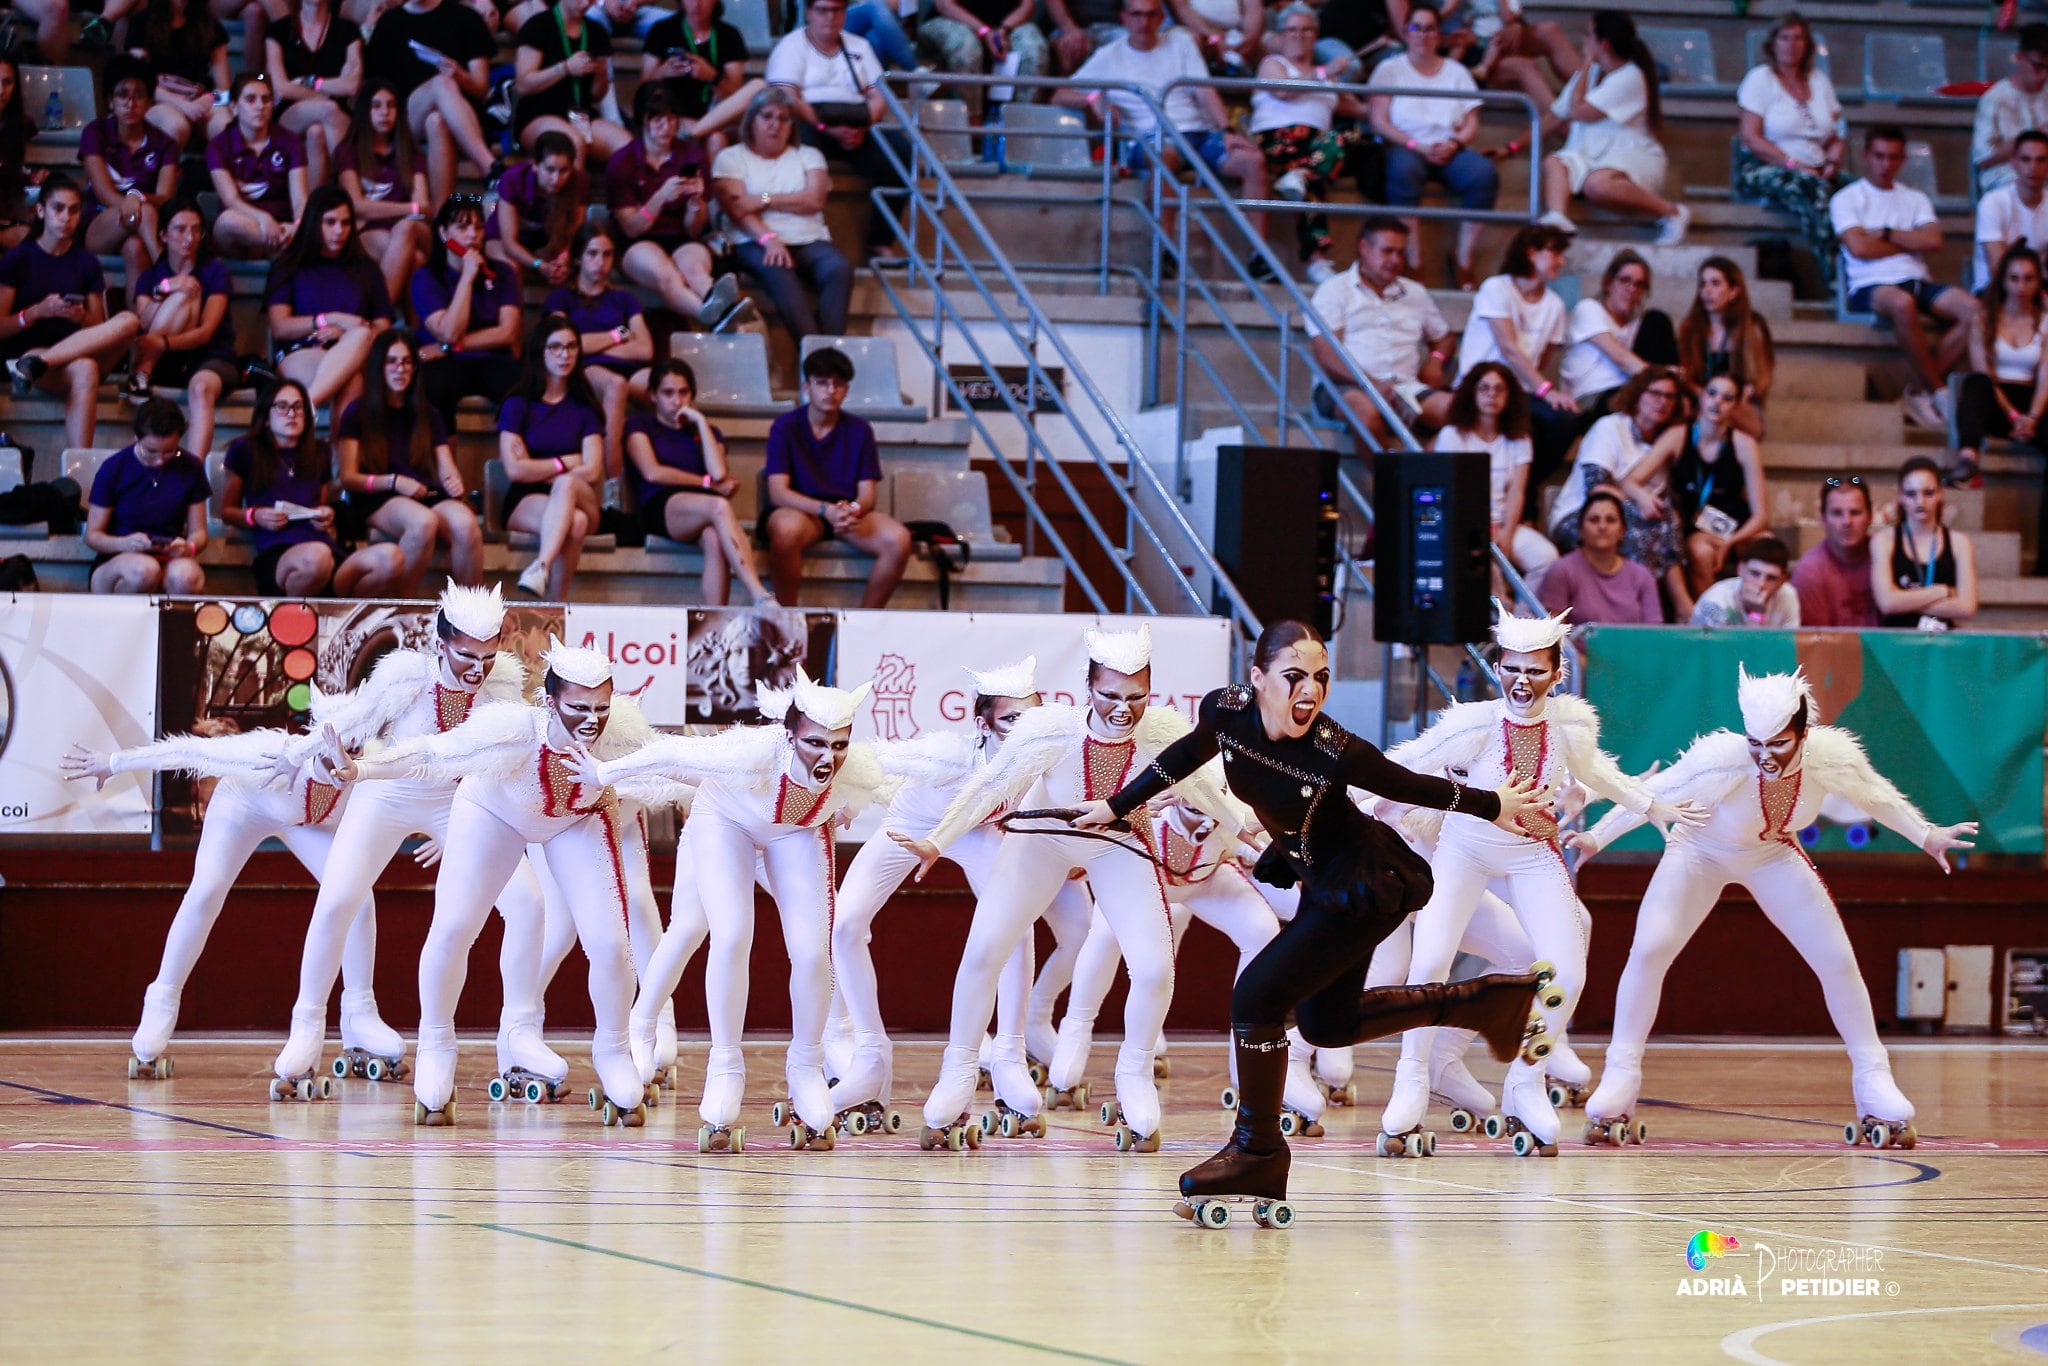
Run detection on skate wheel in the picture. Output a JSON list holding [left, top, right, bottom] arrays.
[[1278, 1112, 1299, 1137], [1869, 1123, 1891, 1150], [414, 1101, 427, 1124], [1483, 1114, 1506, 1140], [1075, 1083, 1089, 1108], [731, 1126, 746, 1153], [1422, 1132, 1437, 1156], [1254, 1199, 1295, 1229], [1511, 1130, 1537, 1157], [160, 1057, 175, 1079], [946, 1126, 967, 1151], [268, 1077, 289, 1101], [1547, 1083, 1567, 1109], [1219, 1087, 1238, 1111], [698, 1125, 713, 1154], [1028, 1060, 1047, 1087], [1153, 1057, 1170, 1080], [1537, 984, 1567, 1011], [1403, 1135, 1426, 1158], [1530, 959, 1556, 988], [1899, 1123, 1917, 1149], [643, 1083, 660, 1109], [366, 1058, 386, 1082], [1607, 1121, 1627, 1148], [1198, 1200, 1230, 1229], [331, 1056, 350, 1079], [1523, 1033, 1554, 1064], [127, 1056, 141, 1080], [488, 1077, 509, 1103], [886, 1109, 903, 1133], [1843, 1121, 1863, 1146], [788, 1125, 804, 1150], [1632, 1121, 1648, 1145], [294, 1078, 315, 1102], [1335, 1083, 1356, 1107], [524, 1081, 545, 1104], [1001, 1113, 1022, 1139], [846, 1111, 869, 1136], [1450, 1108, 1477, 1134], [964, 1123, 981, 1149], [816, 1126, 835, 1150], [588, 1087, 602, 1112]]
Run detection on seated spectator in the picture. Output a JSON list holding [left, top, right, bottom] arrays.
[[1872, 457, 1978, 629], [129, 203, 238, 457], [0, 176, 142, 450], [763, 347, 913, 607], [1559, 248, 1677, 418], [499, 313, 606, 599], [1972, 23, 2048, 195], [1624, 373, 1770, 600], [0, 57, 38, 252], [627, 358, 776, 606], [1831, 125, 1978, 432], [765, 0, 907, 261], [224, 377, 410, 596], [788, 0, 919, 73], [338, 81, 434, 306], [544, 222, 656, 477], [1368, 3, 1497, 290], [10, 0, 75, 64], [207, 74, 309, 259], [1056, 0, 1270, 262], [1169, 0, 1261, 72], [490, 130, 590, 288], [1548, 367, 1684, 602], [265, 185, 394, 418], [609, 87, 744, 326], [1465, 0, 1581, 111], [362, 0, 503, 205], [412, 195, 526, 426], [642, 0, 760, 155], [1677, 257, 1775, 440], [1975, 131, 2048, 292], [1044, 0, 1129, 73], [713, 86, 854, 342], [1538, 11, 1687, 245], [514, 0, 631, 167], [85, 399, 211, 595], [1689, 534, 1800, 627], [336, 330, 485, 591], [1306, 215, 1453, 449], [265, 0, 363, 187], [79, 58, 179, 288], [1954, 245, 2048, 489], [1457, 222, 1576, 500], [1538, 488, 1663, 623], [1430, 362, 1559, 588], [1735, 13, 1845, 289], [1252, 4, 1367, 286], [123, 0, 232, 153], [1792, 475, 1880, 628], [920, 0, 1051, 118]]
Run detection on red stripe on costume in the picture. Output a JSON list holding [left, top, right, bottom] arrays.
[[598, 803, 630, 928]]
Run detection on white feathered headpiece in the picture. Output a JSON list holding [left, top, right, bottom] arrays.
[[965, 654, 1038, 700], [1491, 599, 1573, 656], [1084, 623, 1152, 676], [756, 680, 795, 720], [1737, 664, 1814, 740], [789, 669, 871, 731], [438, 582, 505, 640], [542, 633, 612, 689]]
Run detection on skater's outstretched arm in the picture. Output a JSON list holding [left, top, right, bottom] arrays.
[[580, 724, 778, 789], [1804, 728, 1974, 870], [338, 703, 537, 783], [1570, 732, 1746, 858], [1551, 696, 1707, 830], [65, 729, 296, 787], [921, 704, 1079, 852]]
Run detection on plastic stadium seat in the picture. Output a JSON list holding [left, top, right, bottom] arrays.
[[800, 335, 925, 422], [1981, 29, 2019, 83], [1902, 140, 1941, 199], [997, 104, 1094, 176], [18, 66, 95, 142], [1641, 26, 1717, 89], [59, 448, 119, 492], [0, 446, 40, 538], [1744, 27, 1833, 79], [1864, 32, 1951, 101], [892, 468, 1021, 561], [726, 0, 774, 55], [918, 99, 995, 177], [671, 332, 788, 418]]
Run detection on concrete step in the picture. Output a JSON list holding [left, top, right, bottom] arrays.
[[1774, 354, 1871, 401], [1765, 398, 1905, 446]]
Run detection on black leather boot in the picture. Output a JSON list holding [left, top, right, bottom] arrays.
[[1348, 972, 1550, 1062], [1178, 1024, 1291, 1200]]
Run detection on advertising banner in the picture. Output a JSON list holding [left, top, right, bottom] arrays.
[[565, 605, 838, 728], [0, 594, 159, 835]]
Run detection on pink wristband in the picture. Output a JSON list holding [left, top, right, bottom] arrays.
[[1405, 139, 1418, 151], [1536, 381, 1554, 398], [554, 457, 567, 474], [244, 507, 256, 528], [976, 23, 990, 36]]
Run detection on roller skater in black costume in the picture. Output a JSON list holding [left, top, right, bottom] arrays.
[[1073, 621, 1554, 1228]]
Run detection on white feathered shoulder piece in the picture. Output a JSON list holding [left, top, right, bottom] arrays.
[[872, 731, 978, 787], [593, 695, 660, 760], [595, 723, 787, 791], [310, 647, 436, 748], [1385, 699, 1497, 782], [1580, 729, 1751, 849], [1802, 726, 1934, 848], [1546, 693, 1656, 815], [109, 727, 295, 782], [477, 653, 529, 707], [827, 743, 896, 815], [925, 703, 1084, 850], [383, 701, 540, 784], [1134, 705, 1193, 753]]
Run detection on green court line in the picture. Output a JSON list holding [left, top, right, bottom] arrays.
[[474, 1221, 1136, 1363]]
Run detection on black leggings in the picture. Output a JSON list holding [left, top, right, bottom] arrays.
[[1231, 896, 1407, 1044], [1955, 372, 2033, 451], [799, 123, 907, 250]]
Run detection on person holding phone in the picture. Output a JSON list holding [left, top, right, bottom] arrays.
[[487, 130, 589, 288], [362, 0, 504, 204], [411, 195, 526, 427], [513, 0, 630, 168], [607, 85, 741, 327], [642, 0, 756, 158], [84, 398, 212, 596]]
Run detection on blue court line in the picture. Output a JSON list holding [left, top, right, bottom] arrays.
[[472, 1220, 1140, 1362], [0, 1077, 286, 1141]]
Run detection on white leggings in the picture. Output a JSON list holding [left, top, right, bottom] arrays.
[[539, 802, 665, 989], [1364, 890, 1536, 988], [1061, 863, 1279, 1031], [1607, 839, 1888, 1073]]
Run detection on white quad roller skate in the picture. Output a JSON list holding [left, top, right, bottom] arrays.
[[127, 983, 181, 1080], [974, 1030, 994, 1092], [1100, 1042, 1161, 1152], [1544, 1036, 1593, 1110], [1430, 1027, 1499, 1135], [919, 1044, 985, 1150], [826, 1032, 902, 1136], [1153, 1030, 1171, 1081], [652, 1000, 680, 1093], [822, 1006, 856, 1089], [269, 1004, 334, 1101], [1273, 1034, 1327, 1137], [1485, 1059, 1560, 1156], [331, 989, 410, 1083], [586, 1029, 648, 1128], [1042, 1010, 1096, 1111], [695, 1044, 747, 1152], [1581, 1051, 1648, 1146], [1845, 1066, 1918, 1150], [489, 1009, 570, 1104], [1025, 1010, 1059, 1091], [1314, 1043, 1358, 1107], [411, 1023, 458, 1125], [771, 1043, 837, 1149], [1375, 1056, 1437, 1157], [980, 1033, 1048, 1139]]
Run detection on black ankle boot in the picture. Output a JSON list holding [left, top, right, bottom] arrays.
[[1179, 1024, 1291, 1201], [1348, 972, 1546, 1061]]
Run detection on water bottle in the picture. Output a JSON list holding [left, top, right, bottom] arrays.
[[44, 89, 63, 130], [1454, 658, 1478, 704]]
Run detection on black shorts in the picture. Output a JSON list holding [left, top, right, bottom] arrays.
[[252, 543, 302, 596], [504, 480, 554, 517], [0, 321, 70, 362], [336, 487, 448, 542], [639, 484, 726, 537], [152, 351, 240, 391]]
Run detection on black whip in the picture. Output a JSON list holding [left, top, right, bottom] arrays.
[[995, 808, 1174, 868]]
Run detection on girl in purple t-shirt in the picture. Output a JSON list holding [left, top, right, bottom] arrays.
[[207, 72, 310, 257], [130, 203, 239, 456], [84, 398, 211, 596], [542, 221, 653, 478], [80, 58, 180, 286], [626, 356, 773, 606], [485, 130, 588, 287], [264, 184, 394, 418], [221, 377, 409, 596], [337, 82, 433, 306], [413, 195, 526, 427], [498, 312, 605, 598]]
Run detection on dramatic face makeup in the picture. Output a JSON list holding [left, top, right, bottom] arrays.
[[786, 714, 852, 785], [1497, 648, 1559, 718], [1249, 640, 1331, 740], [552, 679, 613, 743], [1087, 665, 1150, 737]]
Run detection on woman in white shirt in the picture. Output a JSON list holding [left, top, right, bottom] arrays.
[[1953, 244, 2048, 488], [1559, 248, 1678, 414], [1539, 11, 1687, 246], [1251, 4, 1365, 285], [1432, 360, 1558, 586], [763, 0, 902, 256], [1457, 221, 1577, 512], [1548, 365, 1683, 594], [1735, 15, 1846, 288], [1368, 1, 1498, 289], [712, 87, 852, 341]]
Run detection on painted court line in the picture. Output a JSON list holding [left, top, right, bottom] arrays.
[[0, 1077, 284, 1141], [1718, 1301, 2048, 1365]]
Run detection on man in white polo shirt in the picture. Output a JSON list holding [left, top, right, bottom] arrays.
[[1830, 124, 1978, 430], [1976, 130, 2048, 288], [1307, 215, 1453, 451]]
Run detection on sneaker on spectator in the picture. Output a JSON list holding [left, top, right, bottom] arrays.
[[1305, 258, 1337, 285], [697, 274, 741, 327], [7, 356, 45, 396], [1274, 168, 1309, 201], [1655, 204, 1691, 246], [517, 558, 548, 598], [1248, 254, 1279, 283], [1902, 388, 1944, 430], [1538, 211, 1577, 234]]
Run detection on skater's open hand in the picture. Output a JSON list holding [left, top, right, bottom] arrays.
[[1069, 800, 1119, 830], [563, 746, 608, 791], [1491, 775, 1551, 834], [319, 724, 358, 783], [887, 831, 942, 881], [59, 745, 113, 789], [412, 836, 444, 868], [1562, 830, 1602, 861], [1649, 798, 1709, 831], [1922, 821, 1977, 873]]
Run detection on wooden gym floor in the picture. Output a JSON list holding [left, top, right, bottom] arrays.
[[2, 1036, 2045, 1364]]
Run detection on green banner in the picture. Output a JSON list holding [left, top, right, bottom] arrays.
[[1581, 627, 2046, 854]]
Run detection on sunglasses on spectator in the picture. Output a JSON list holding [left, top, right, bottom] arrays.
[[1824, 475, 1866, 490]]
